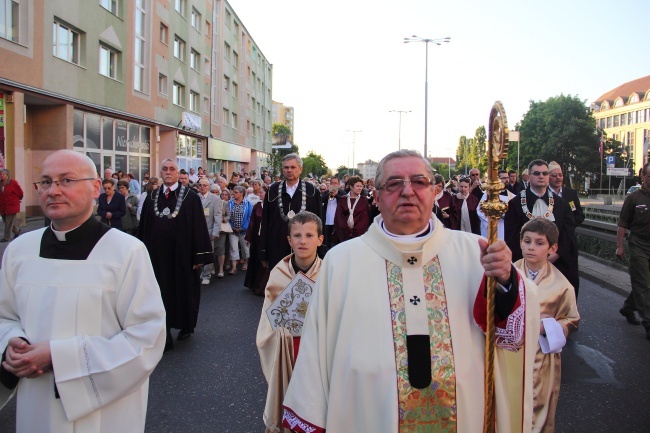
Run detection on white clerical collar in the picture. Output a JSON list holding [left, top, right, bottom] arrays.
[[165, 183, 179, 194], [285, 181, 299, 197], [379, 217, 434, 241], [50, 222, 83, 241]]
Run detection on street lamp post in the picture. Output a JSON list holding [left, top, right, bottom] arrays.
[[347, 129, 362, 176], [404, 35, 450, 158], [389, 110, 411, 150]]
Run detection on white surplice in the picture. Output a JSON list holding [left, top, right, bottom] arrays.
[[0, 228, 166, 433], [283, 215, 540, 433]]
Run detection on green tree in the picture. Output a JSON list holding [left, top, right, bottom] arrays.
[[506, 95, 600, 190], [272, 123, 292, 144], [473, 126, 488, 175], [455, 136, 473, 175], [302, 151, 329, 178], [335, 166, 352, 178]]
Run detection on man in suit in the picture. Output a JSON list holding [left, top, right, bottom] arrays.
[[506, 169, 524, 195], [197, 178, 222, 285], [321, 176, 346, 249], [505, 160, 578, 294], [548, 161, 584, 298]]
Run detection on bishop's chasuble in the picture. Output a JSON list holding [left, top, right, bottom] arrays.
[[257, 254, 322, 433], [0, 220, 166, 433], [282, 215, 540, 433]]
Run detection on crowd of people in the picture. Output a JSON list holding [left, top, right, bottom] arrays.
[[2, 148, 649, 433]]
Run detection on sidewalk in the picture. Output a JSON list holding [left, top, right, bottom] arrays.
[[0, 217, 633, 298]]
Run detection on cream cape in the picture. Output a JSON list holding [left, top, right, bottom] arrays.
[[283, 215, 540, 433], [515, 259, 579, 433], [257, 254, 321, 433], [0, 228, 166, 433]]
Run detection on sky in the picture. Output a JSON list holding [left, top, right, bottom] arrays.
[[229, 0, 650, 171]]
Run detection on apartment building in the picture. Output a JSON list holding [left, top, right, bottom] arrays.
[[0, 0, 272, 217], [592, 75, 650, 174]]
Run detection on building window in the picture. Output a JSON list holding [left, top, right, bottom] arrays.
[[173, 82, 185, 106], [613, 115, 619, 128], [204, 56, 210, 75], [189, 90, 199, 113], [159, 23, 168, 44], [191, 7, 201, 32], [231, 112, 237, 130], [606, 116, 612, 128], [158, 74, 167, 95], [621, 113, 627, 126], [134, 0, 146, 92], [223, 108, 230, 126], [224, 9, 231, 29], [203, 97, 209, 114], [627, 131, 635, 147], [223, 75, 230, 93], [232, 51, 238, 68], [224, 42, 231, 62], [234, 21, 239, 36], [174, 0, 185, 16], [99, 45, 118, 79], [628, 112, 634, 125], [99, 0, 118, 16], [190, 48, 200, 71], [174, 35, 185, 62], [205, 21, 210, 36], [53, 21, 82, 65], [0, 0, 19, 42], [232, 82, 238, 98]]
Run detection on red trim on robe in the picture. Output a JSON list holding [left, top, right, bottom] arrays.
[[282, 406, 325, 433], [293, 336, 301, 361]]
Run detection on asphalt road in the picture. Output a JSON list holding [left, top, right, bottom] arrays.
[[1, 271, 648, 432]]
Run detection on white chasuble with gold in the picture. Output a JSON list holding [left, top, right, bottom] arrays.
[[282, 215, 540, 433]]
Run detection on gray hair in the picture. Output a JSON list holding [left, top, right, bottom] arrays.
[[233, 185, 246, 195], [282, 153, 302, 167], [160, 158, 179, 170], [375, 149, 433, 186], [0, 169, 10, 180]]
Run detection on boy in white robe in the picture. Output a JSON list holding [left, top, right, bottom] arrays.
[[257, 211, 324, 433], [515, 218, 579, 432]]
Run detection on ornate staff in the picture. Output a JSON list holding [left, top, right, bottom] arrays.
[[479, 101, 509, 433]]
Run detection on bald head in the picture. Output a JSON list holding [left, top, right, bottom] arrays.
[[44, 150, 98, 178]]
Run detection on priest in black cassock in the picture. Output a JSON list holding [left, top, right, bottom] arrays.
[[505, 159, 578, 290], [260, 153, 321, 269], [138, 158, 213, 350]]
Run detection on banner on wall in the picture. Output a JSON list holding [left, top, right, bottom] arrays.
[[0, 93, 5, 169]]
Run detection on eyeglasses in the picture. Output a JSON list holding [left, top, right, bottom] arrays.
[[550, 173, 563, 178], [531, 171, 549, 176], [377, 176, 433, 193], [199, 183, 210, 187], [34, 177, 96, 192]]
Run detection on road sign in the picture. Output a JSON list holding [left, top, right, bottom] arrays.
[[606, 156, 616, 167], [606, 167, 630, 176]]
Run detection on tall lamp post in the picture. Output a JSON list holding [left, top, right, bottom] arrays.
[[347, 129, 362, 176], [389, 110, 411, 150], [404, 35, 450, 158]]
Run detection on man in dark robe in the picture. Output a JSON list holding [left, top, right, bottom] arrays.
[[505, 159, 577, 291], [139, 158, 213, 350], [260, 153, 321, 269]]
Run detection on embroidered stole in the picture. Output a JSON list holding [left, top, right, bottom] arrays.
[[386, 257, 457, 432]]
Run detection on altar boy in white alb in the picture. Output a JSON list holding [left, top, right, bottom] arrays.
[[0, 150, 166, 433]]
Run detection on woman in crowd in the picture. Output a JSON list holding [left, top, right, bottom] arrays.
[[227, 186, 253, 275], [333, 176, 371, 245], [118, 179, 139, 235], [137, 176, 159, 221], [97, 178, 126, 229], [452, 176, 481, 235], [433, 174, 457, 229], [214, 188, 232, 277], [247, 179, 264, 205], [0, 168, 23, 242], [128, 173, 140, 195]]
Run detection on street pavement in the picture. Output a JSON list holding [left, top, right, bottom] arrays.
[[0, 217, 648, 432]]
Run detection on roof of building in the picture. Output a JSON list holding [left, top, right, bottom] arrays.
[[594, 75, 650, 104], [428, 157, 456, 165]]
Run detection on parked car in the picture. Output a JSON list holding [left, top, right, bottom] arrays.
[[627, 184, 640, 195]]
